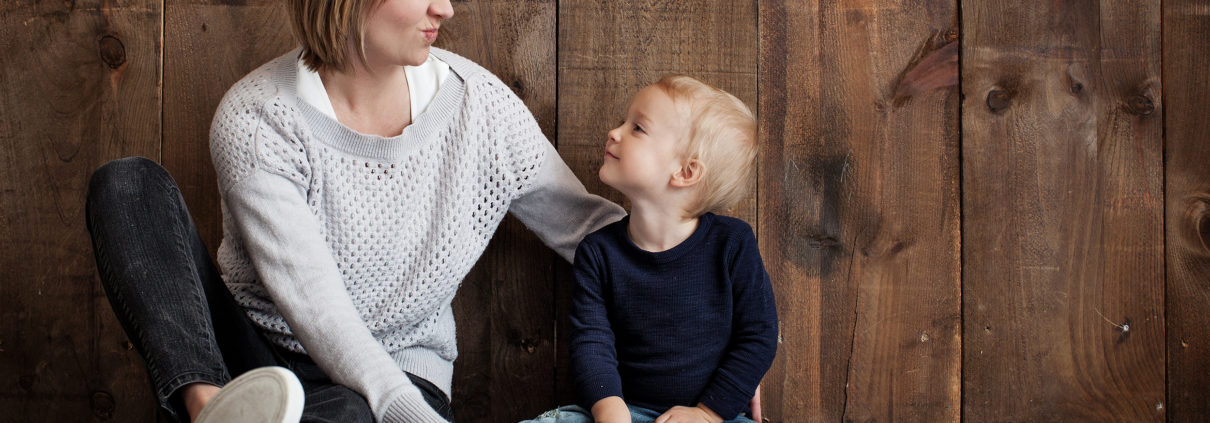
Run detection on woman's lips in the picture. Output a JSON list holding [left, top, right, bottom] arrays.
[[423, 29, 439, 42]]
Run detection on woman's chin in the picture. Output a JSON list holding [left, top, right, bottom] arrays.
[[406, 48, 431, 66]]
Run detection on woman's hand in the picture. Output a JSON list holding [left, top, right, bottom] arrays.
[[654, 404, 723, 423]]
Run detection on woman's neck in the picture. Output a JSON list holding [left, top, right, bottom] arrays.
[[626, 200, 698, 253], [319, 61, 412, 137]]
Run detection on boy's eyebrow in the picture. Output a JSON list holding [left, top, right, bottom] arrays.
[[633, 111, 653, 126]]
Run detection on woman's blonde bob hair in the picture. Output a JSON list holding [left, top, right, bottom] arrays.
[[288, 0, 383, 71], [652, 75, 758, 218]]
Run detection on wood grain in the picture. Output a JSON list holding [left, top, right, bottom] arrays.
[[162, 0, 295, 252], [437, 1, 559, 421], [962, 1, 1165, 421], [0, 0, 162, 420], [759, 0, 961, 421], [1164, 0, 1210, 420]]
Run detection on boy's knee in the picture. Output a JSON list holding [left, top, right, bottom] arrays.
[[87, 157, 172, 205]]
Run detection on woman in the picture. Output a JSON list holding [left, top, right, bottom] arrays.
[[85, 0, 624, 421]]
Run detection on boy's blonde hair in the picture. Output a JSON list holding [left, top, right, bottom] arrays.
[[287, 0, 382, 71], [653, 75, 757, 217]]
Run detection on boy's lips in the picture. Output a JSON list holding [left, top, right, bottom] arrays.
[[604, 151, 619, 160]]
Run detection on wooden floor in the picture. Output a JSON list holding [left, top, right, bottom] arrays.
[[1, 0, 1206, 421]]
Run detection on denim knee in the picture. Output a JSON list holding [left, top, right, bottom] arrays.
[[87, 156, 174, 208], [304, 384, 374, 423]]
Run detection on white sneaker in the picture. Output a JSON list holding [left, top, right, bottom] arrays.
[[194, 366, 305, 423]]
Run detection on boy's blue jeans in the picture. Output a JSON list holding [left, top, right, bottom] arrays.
[[520, 404, 756, 423]]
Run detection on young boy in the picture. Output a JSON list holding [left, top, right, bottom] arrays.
[[525, 75, 778, 423]]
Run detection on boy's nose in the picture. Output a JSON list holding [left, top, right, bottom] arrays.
[[606, 127, 622, 144]]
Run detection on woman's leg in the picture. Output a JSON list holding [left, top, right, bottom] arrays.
[[85, 157, 279, 420]]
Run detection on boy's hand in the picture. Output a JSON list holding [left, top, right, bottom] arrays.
[[750, 385, 762, 421], [654, 404, 723, 423], [591, 396, 631, 423]]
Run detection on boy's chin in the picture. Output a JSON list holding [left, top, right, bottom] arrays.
[[598, 169, 617, 190]]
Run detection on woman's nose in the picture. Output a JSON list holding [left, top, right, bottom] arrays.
[[431, 0, 454, 20]]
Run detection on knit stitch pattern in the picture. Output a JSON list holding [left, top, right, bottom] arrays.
[[213, 49, 547, 367]]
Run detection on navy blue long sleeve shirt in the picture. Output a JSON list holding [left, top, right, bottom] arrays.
[[569, 213, 779, 419]]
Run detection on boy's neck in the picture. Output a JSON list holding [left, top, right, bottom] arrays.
[[626, 200, 699, 253]]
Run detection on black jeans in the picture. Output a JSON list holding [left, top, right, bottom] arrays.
[[85, 157, 452, 422]]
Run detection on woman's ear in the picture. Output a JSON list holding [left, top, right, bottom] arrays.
[[670, 159, 704, 188]]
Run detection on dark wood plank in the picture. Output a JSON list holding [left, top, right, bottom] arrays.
[[0, 0, 162, 420], [437, 1, 560, 421], [556, 0, 759, 410], [557, 0, 758, 224], [1164, 0, 1210, 420], [962, 1, 1165, 421], [162, 0, 295, 252], [759, 1, 961, 421]]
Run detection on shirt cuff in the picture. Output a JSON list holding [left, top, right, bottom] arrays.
[[576, 372, 624, 410]]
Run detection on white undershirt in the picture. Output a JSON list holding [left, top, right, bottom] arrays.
[[296, 54, 451, 122]]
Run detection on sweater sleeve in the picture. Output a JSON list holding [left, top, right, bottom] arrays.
[[510, 142, 627, 262], [210, 93, 447, 423], [465, 74, 625, 263], [696, 226, 780, 419], [568, 240, 625, 410]]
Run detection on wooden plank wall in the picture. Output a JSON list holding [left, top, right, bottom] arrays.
[[759, 0, 961, 421], [1164, 0, 1210, 420], [962, 1, 1166, 421], [0, 0, 162, 421], [2, 0, 1208, 422]]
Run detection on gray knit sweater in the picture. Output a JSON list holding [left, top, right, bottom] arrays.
[[209, 48, 625, 422]]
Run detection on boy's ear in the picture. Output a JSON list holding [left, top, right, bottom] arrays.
[[670, 159, 704, 188]]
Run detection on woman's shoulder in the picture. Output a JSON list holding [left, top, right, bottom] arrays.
[[215, 49, 300, 121], [429, 47, 521, 102], [429, 47, 492, 84]]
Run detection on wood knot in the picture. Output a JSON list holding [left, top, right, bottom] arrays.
[[986, 89, 1012, 113], [18, 375, 34, 390], [98, 35, 126, 69], [91, 391, 116, 420], [1070, 82, 1083, 95], [1195, 199, 1210, 252], [1126, 94, 1154, 116], [511, 80, 524, 95], [519, 338, 537, 354]]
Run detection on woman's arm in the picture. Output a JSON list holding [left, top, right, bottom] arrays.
[[222, 173, 447, 423], [467, 73, 625, 262], [210, 90, 447, 423], [509, 141, 627, 262]]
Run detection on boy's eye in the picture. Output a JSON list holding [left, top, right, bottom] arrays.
[[633, 123, 645, 134]]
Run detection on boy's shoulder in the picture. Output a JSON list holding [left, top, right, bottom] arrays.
[[579, 216, 628, 247], [703, 213, 758, 246], [708, 213, 755, 235]]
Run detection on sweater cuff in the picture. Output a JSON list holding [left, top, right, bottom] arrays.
[[576, 372, 624, 410], [697, 378, 749, 420], [379, 389, 448, 423]]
